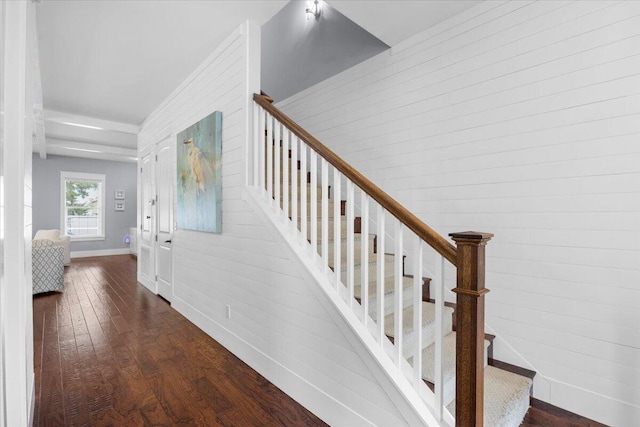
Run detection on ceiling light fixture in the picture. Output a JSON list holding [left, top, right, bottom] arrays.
[[306, 0, 321, 20], [59, 121, 104, 131]]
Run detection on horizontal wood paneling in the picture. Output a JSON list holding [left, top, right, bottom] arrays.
[[138, 22, 412, 426], [278, 1, 640, 425]]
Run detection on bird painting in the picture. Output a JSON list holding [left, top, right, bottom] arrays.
[[176, 111, 222, 233], [183, 137, 207, 194]]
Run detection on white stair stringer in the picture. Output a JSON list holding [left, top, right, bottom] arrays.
[[245, 186, 446, 427]]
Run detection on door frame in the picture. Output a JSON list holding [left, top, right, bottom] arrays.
[[137, 146, 156, 292]]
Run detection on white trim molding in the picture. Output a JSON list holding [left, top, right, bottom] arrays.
[[71, 248, 131, 258]]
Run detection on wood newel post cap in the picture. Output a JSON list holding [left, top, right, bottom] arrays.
[[449, 231, 494, 245]]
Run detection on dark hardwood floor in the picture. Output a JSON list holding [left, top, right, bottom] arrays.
[[33, 255, 328, 427], [33, 255, 608, 427]]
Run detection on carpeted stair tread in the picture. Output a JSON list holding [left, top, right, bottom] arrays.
[[446, 365, 532, 427], [300, 215, 349, 236], [288, 199, 338, 216], [321, 234, 377, 263], [332, 255, 397, 286], [354, 274, 412, 301], [355, 275, 415, 318], [278, 183, 326, 201], [408, 332, 490, 392], [384, 302, 454, 354]]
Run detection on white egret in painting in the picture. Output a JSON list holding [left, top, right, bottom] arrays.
[[183, 137, 207, 194], [176, 111, 222, 233]]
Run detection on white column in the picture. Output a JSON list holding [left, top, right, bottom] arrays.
[[1, 1, 34, 425]]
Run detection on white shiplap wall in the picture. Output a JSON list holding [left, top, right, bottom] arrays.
[[278, 1, 640, 426], [138, 21, 419, 427]]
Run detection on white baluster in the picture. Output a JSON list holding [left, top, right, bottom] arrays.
[[253, 104, 259, 187], [258, 107, 265, 191], [376, 205, 385, 343], [274, 122, 281, 210], [282, 130, 289, 221], [310, 151, 318, 257], [290, 136, 298, 232], [266, 114, 273, 201], [299, 145, 308, 246], [434, 254, 445, 421], [321, 158, 329, 271], [346, 181, 355, 308], [361, 192, 369, 327], [413, 238, 423, 390], [333, 170, 341, 289], [394, 221, 404, 366]]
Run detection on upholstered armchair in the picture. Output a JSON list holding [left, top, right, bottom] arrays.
[[34, 229, 70, 266], [32, 239, 65, 294]]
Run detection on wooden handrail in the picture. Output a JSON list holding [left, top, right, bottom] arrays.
[[254, 93, 457, 266]]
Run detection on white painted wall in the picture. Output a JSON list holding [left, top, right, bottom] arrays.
[[138, 21, 423, 427], [277, 1, 640, 426], [0, 0, 37, 424]]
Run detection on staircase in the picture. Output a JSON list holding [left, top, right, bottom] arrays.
[[252, 93, 534, 427]]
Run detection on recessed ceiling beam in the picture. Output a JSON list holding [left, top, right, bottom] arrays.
[[44, 109, 139, 135]]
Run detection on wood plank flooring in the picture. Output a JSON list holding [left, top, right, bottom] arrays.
[[33, 255, 328, 427], [33, 255, 608, 426]]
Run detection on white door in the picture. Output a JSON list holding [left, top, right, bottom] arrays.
[[139, 151, 156, 290], [155, 136, 174, 301]]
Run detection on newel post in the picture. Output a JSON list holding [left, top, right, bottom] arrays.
[[449, 231, 493, 427]]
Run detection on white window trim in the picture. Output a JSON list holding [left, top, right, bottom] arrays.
[[60, 171, 106, 241]]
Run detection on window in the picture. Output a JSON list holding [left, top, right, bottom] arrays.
[[60, 171, 106, 241]]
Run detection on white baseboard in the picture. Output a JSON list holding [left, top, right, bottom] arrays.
[[28, 373, 35, 427], [70, 248, 131, 258], [171, 296, 374, 427]]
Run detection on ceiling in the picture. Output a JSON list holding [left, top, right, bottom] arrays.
[[35, 0, 481, 163]]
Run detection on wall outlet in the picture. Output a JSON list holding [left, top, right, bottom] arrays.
[[226, 304, 231, 320]]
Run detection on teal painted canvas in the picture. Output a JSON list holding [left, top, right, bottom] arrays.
[[176, 111, 222, 233]]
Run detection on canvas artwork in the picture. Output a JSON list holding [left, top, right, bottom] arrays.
[[176, 111, 222, 233]]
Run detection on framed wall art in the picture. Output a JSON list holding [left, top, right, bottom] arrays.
[[176, 111, 222, 233]]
